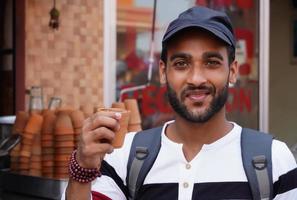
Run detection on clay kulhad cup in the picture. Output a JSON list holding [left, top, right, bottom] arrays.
[[97, 108, 130, 148]]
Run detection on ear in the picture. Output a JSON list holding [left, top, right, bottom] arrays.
[[159, 60, 167, 85], [228, 60, 238, 84]]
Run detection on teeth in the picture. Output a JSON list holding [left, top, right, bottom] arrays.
[[187, 92, 207, 96]]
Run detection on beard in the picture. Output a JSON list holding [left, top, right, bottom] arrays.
[[166, 81, 229, 123]]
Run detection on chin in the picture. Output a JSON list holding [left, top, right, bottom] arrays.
[[186, 101, 209, 112]]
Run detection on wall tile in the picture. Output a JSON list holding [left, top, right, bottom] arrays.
[[25, 0, 104, 110]]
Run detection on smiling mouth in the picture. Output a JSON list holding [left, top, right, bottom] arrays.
[[185, 90, 211, 102]]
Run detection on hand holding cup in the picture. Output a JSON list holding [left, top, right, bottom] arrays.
[[76, 108, 130, 169]]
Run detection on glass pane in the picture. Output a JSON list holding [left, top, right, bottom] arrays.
[[225, 0, 259, 129], [0, 0, 13, 49], [116, 0, 259, 129]]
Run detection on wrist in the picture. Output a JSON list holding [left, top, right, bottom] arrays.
[[68, 150, 101, 183]]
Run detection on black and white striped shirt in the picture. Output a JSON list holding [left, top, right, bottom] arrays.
[[64, 121, 297, 200]]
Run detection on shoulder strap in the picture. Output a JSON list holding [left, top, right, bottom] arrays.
[[126, 126, 162, 200], [241, 128, 273, 200]]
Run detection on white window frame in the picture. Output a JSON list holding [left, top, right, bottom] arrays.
[[259, 0, 270, 132], [103, 0, 117, 107]]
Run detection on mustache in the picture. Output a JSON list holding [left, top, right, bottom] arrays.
[[181, 84, 215, 99]]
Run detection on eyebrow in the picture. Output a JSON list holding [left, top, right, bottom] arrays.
[[202, 52, 224, 61], [169, 53, 192, 62]]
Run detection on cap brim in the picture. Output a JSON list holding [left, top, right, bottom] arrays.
[[163, 24, 233, 47]]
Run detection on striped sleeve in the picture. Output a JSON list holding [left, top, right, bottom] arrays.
[[60, 133, 135, 200], [91, 132, 136, 200], [272, 140, 297, 199], [91, 191, 112, 200]]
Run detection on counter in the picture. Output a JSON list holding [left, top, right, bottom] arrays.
[[0, 172, 67, 200]]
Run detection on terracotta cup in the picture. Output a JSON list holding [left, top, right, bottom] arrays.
[[124, 99, 141, 124], [97, 108, 130, 148], [70, 110, 85, 129], [128, 123, 142, 132], [111, 102, 126, 110], [24, 113, 44, 134], [54, 112, 74, 135], [13, 111, 29, 134], [80, 104, 94, 118], [42, 111, 56, 134]]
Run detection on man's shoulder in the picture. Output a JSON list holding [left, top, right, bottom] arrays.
[[133, 126, 163, 136], [271, 139, 296, 164], [239, 128, 293, 156]]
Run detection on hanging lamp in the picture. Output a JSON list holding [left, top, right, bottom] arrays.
[[49, 0, 60, 30]]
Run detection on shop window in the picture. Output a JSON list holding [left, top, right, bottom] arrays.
[[116, 0, 259, 129]]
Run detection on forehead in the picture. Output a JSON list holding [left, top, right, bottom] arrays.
[[166, 28, 228, 56]]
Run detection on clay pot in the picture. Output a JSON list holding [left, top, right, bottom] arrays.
[[80, 104, 94, 118], [42, 110, 56, 134], [111, 102, 126, 109], [124, 99, 142, 124], [54, 112, 74, 135], [13, 111, 29, 134], [128, 123, 142, 132], [24, 113, 44, 134], [97, 108, 130, 148], [70, 110, 85, 129]]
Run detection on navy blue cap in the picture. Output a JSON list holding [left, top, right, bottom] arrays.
[[162, 6, 235, 50]]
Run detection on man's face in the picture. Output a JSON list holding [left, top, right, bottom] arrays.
[[159, 29, 238, 123]]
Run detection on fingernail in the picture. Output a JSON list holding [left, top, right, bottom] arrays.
[[115, 112, 121, 119]]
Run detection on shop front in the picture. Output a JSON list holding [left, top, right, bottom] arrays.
[[105, 0, 296, 156], [0, 0, 297, 199], [107, 0, 265, 131]]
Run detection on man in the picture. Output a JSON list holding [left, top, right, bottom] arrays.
[[63, 6, 297, 200]]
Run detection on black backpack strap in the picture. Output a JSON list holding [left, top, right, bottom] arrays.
[[126, 126, 162, 200], [241, 128, 273, 200]]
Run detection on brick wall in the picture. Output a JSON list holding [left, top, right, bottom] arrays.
[[25, 0, 104, 110]]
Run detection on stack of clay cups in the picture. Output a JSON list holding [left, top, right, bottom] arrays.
[[29, 132, 42, 176], [124, 99, 142, 132], [19, 113, 43, 175], [54, 111, 75, 179], [111, 102, 126, 110], [13, 111, 30, 134], [80, 104, 94, 118], [41, 110, 56, 178], [10, 111, 29, 172], [70, 110, 85, 147]]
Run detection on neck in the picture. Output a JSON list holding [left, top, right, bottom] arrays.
[[166, 107, 233, 161]]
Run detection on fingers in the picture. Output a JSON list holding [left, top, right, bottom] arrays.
[[76, 111, 121, 168], [82, 112, 121, 133], [83, 126, 116, 144], [79, 142, 114, 157]]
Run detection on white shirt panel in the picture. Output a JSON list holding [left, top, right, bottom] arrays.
[[274, 188, 297, 199], [272, 139, 297, 182]]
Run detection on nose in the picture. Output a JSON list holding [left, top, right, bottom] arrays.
[[186, 66, 207, 86]]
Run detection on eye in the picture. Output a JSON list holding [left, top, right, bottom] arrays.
[[172, 60, 189, 70], [205, 60, 221, 67]]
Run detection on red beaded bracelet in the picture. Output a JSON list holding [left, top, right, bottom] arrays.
[[68, 150, 101, 183]]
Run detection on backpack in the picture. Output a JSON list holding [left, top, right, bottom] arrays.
[[126, 127, 273, 200]]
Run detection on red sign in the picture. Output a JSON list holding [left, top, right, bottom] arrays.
[[121, 85, 252, 116]]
